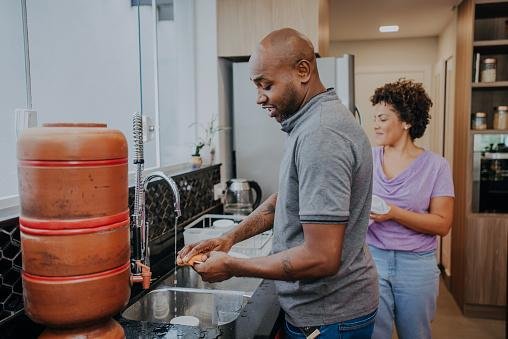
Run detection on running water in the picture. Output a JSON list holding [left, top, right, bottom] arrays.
[[173, 214, 180, 316]]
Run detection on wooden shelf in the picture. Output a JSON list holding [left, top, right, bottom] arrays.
[[475, 0, 506, 5], [453, 0, 508, 316], [476, 0, 508, 5], [470, 129, 508, 134], [469, 212, 508, 217], [474, 39, 508, 53], [474, 39, 508, 46], [472, 81, 508, 88]]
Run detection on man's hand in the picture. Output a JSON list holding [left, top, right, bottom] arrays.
[[176, 235, 234, 266], [194, 251, 233, 283]]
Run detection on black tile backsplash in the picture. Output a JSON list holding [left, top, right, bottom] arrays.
[[0, 164, 221, 325], [0, 218, 23, 324]]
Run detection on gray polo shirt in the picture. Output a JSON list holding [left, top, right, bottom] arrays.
[[273, 89, 378, 327]]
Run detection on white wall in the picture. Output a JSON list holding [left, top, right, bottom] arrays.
[[157, 0, 219, 168], [0, 0, 27, 204], [0, 0, 219, 206], [331, 37, 438, 68], [158, 0, 198, 166], [435, 13, 457, 166], [194, 0, 220, 165], [434, 13, 457, 279], [330, 37, 438, 151], [26, 0, 148, 169]]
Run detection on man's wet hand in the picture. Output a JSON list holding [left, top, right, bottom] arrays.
[[193, 251, 233, 283], [176, 235, 234, 266]]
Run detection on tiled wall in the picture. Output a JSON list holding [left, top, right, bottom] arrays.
[[0, 164, 221, 325], [0, 218, 22, 322]]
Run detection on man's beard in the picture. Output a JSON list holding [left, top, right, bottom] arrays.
[[279, 83, 302, 122]]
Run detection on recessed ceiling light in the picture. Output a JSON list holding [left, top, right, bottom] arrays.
[[379, 25, 399, 33]]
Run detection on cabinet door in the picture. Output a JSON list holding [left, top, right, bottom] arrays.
[[218, 0, 273, 57], [217, 0, 322, 57], [466, 216, 507, 306]]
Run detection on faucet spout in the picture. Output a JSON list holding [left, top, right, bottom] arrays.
[[143, 171, 181, 218]]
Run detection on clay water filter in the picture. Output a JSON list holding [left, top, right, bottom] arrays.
[[17, 123, 131, 338]]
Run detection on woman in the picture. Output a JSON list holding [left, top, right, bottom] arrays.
[[368, 79, 454, 339]]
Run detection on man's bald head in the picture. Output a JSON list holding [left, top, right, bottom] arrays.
[[251, 28, 316, 70], [248, 28, 326, 123]]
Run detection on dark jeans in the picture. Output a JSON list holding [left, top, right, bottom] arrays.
[[284, 310, 377, 339]]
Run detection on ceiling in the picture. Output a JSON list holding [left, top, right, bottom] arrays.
[[330, 0, 462, 41]]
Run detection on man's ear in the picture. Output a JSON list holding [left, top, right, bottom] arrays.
[[295, 59, 311, 84]]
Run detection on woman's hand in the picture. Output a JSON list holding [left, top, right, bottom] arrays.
[[370, 204, 396, 222], [369, 197, 453, 236]]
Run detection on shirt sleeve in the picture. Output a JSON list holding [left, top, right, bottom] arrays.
[[431, 158, 455, 198], [295, 127, 353, 224]]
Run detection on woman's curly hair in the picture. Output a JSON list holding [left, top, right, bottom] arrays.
[[370, 79, 432, 140]]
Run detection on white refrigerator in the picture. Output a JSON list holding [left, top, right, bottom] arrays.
[[231, 56, 355, 201]]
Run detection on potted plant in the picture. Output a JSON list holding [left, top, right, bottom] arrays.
[[191, 142, 205, 168], [190, 115, 226, 166]]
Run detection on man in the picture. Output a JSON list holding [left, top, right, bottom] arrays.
[[177, 28, 378, 338]]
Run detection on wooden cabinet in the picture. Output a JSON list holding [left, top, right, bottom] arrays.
[[453, 0, 508, 319], [217, 0, 329, 57]]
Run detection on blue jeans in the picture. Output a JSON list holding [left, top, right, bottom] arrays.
[[284, 310, 377, 339], [368, 246, 440, 339]]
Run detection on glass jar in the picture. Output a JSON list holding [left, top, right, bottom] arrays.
[[472, 112, 488, 130], [494, 106, 508, 130], [481, 58, 497, 82]]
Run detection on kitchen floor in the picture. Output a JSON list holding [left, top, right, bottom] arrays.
[[392, 279, 505, 339]]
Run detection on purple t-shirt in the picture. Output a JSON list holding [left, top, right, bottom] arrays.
[[367, 147, 454, 252]]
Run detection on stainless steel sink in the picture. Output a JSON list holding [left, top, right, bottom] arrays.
[[121, 267, 263, 336], [122, 288, 246, 326], [161, 266, 262, 297]]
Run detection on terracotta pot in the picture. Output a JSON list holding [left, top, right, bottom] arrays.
[[18, 162, 128, 221], [17, 125, 127, 161], [20, 219, 130, 276], [18, 123, 132, 334], [39, 318, 125, 339], [23, 262, 131, 328], [17, 124, 128, 221]]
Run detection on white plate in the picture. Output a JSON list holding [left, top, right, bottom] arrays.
[[371, 194, 390, 214], [212, 219, 235, 228], [170, 315, 200, 326]]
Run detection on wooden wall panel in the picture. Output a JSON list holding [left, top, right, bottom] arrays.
[[318, 0, 330, 56], [451, 0, 474, 310], [465, 216, 508, 306]]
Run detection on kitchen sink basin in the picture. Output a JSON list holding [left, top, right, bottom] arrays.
[[121, 266, 263, 336], [122, 287, 246, 327], [160, 266, 262, 297]]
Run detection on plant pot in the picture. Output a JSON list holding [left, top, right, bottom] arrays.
[[191, 155, 202, 169]]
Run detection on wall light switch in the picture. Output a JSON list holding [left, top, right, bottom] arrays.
[[15, 109, 38, 138], [142, 115, 156, 144], [214, 183, 226, 201]]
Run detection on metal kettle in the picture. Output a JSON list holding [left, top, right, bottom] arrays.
[[223, 179, 262, 215]]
